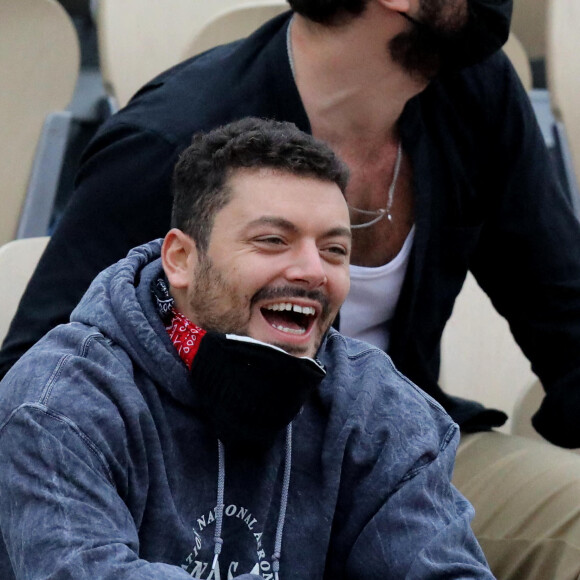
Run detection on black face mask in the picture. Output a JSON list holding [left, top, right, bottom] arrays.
[[402, 0, 513, 72], [189, 332, 326, 451]]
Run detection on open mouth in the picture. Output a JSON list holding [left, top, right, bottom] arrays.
[[260, 302, 317, 336]]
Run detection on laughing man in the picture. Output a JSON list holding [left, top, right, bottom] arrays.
[[0, 118, 493, 579]]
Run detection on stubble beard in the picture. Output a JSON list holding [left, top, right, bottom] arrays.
[[187, 255, 334, 357], [187, 254, 251, 337]]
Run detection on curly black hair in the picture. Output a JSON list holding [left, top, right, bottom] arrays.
[[171, 117, 349, 253]]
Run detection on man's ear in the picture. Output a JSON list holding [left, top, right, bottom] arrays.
[[375, 0, 412, 15], [161, 228, 198, 290]]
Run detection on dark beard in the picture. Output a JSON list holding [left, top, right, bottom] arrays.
[[389, 0, 469, 80], [389, 26, 443, 80]]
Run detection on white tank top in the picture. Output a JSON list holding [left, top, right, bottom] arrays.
[[340, 226, 415, 351]]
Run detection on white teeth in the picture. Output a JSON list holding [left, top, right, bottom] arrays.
[[273, 324, 306, 335], [265, 303, 316, 316]]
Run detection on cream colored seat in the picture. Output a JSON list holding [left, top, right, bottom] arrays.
[[510, 379, 545, 440], [0, 0, 79, 246], [511, 0, 547, 64], [184, 1, 287, 59], [439, 273, 537, 435], [0, 237, 50, 345], [546, 0, 580, 205], [503, 33, 532, 92], [96, 0, 288, 109], [441, 275, 574, 444]]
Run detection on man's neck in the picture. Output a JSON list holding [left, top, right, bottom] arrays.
[[290, 7, 428, 147]]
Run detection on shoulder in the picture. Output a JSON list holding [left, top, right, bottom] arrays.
[[0, 322, 139, 450], [313, 331, 459, 499], [428, 49, 525, 109], [318, 330, 456, 446], [403, 49, 542, 206], [418, 49, 534, 143]]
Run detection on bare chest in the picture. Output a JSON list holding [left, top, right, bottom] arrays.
[[344, 152, 415, 267]]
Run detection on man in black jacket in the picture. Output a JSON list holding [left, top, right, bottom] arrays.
[[2, 1, 580, 576]]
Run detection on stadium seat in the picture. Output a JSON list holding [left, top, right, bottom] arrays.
[[184, 1, 287, 59], [546, 0, 580, 208], [0, 237, 50, 345], [96, 0, 287, 109], [0, 0, 79, 245]]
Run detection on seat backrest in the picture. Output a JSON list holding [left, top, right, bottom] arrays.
[[510, 379, 545, 440], [0, 237, 50, 345], [439, 273, 537, 434], [546, 0, 580, 179], [511, 0, 547, 61], [503, 33, 532, 92], [184, 1, 287, 59], [0, 0, 79, 246], [96, 0, 288, 108]]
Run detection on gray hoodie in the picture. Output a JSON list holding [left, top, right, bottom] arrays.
[[0, 240, 493, 579]]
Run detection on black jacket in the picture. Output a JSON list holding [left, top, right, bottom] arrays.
[[3, 12, 580, 446]]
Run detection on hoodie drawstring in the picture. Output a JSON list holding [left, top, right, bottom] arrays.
[[272, 422, 292, 580], [212, 439, 226, 572], [211, 423, 293, 580]]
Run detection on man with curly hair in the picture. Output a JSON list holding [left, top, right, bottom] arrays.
[[3, 2, 580, 577]]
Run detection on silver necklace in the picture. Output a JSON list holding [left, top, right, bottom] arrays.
[[286, 16, 296, 80], [286, 16, 402, 230], [348, 141, 403, 229]]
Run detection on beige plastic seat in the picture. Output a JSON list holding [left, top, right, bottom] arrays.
[[0, 0, 79, 246], [184, 1, 287, 59], [510, 379, 545, 440], [546, 0, 580, 190], [511, 0, 547, 62], [96, 0, 288, 109], [439, 273, 537, 435], [0, 237, 50, 345], [503, 33, 532, 92]]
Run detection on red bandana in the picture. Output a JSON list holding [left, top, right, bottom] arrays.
[[165, 309, 207, 370]]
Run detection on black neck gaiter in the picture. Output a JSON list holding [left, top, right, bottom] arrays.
[[190, 333, 326, 450], [152, 275, 327, 450]]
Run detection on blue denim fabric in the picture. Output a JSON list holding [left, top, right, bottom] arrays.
[[0, 241, 494, 579]]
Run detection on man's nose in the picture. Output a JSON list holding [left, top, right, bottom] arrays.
[[285, 243, 327, 288]]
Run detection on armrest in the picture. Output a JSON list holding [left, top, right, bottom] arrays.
[[16, 111, 74, 239]]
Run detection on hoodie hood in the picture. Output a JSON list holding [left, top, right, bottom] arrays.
[[71, 239, 327, 427], [71, 239, 194, 406]]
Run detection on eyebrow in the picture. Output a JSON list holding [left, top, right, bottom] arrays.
[[324, 226, 352, 240], [246, 216, 352, 240]]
